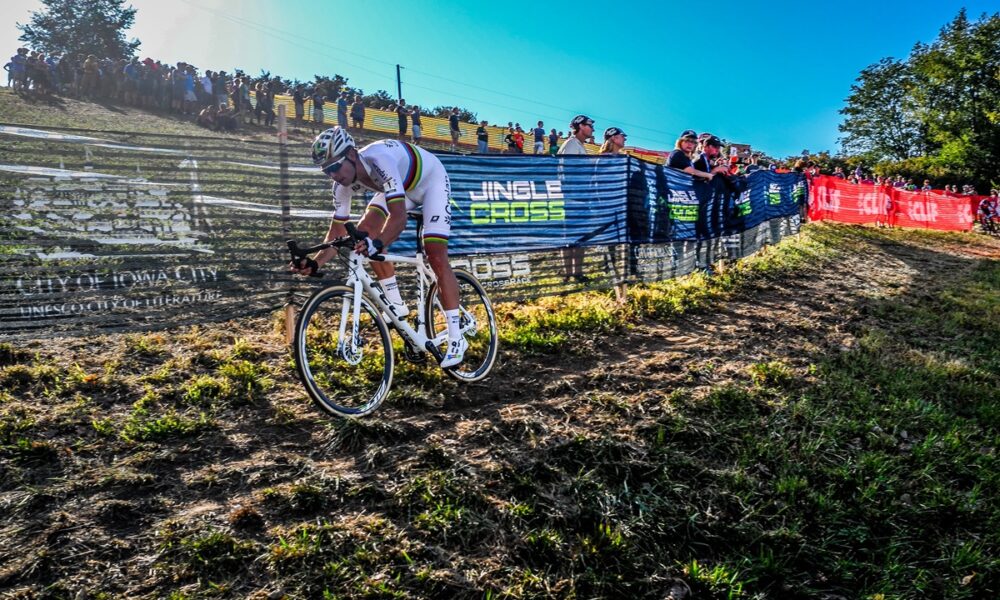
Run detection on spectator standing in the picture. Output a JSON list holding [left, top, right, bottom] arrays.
[[183, 67, 197, 114], [310, 89, 326, 133], [411, 105, 423, 144], [169, 66, 183, 113], [9, 48, 28, 93], [251, 81, 265, 124], [532, 121, 546, 154], [449, 107, 461, 151], [122, 57, 139, 105], [475, 120, 489, 153], [693, 138, 729, 187], [81, 54, 99, 99], [350, 94, 365, 129], [558, 114, 593, 155], [599, 127, 627, 155], [396, 99, 408, 140], [922, 179, 932, 191], [293, 85, 305, 127], [557, 114, 595, 283], [260, 86, 276, 127], [548, 128, 559, 156], [337, 91, 349, 128], [504, 127, 517, 154], [200, 70, 213, 105], [668, 130, 714, 180], [214, 71, 228, 108], [240, 77, 251, 119], [138, 64, 154, 108], [512, 126, 525, 154]]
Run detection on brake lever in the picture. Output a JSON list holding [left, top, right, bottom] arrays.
[[343, 223, 384, 260], [286, 240, 322, 277]]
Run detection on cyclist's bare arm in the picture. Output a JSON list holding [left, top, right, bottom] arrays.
[[375, 199, 408, 248]]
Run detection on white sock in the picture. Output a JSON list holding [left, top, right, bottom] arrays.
[[445, 309, 461, 342], [380, 276, 404, 305]]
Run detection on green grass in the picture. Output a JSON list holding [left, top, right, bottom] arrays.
[[2, 208, 999, 598], [499, 225, 843, 354]]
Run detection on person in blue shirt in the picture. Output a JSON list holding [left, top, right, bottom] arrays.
[[532, 121, 546, 154], [337, 91, 349, 128]]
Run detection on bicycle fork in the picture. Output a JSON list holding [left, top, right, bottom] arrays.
[[341, 267, 447, 365]]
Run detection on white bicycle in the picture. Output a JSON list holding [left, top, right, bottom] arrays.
[[287, 221, 499, 418]]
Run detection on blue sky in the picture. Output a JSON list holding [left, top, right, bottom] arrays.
[[5, 0, 996, 157]]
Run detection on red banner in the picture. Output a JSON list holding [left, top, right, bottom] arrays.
[[808, 176, 979, 232]]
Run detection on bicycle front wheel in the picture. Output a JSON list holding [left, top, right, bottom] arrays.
[[293, 285, 394, 418], [425, 268, 499, 382]]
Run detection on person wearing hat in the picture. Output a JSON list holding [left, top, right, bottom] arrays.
[[599, 127, 627, 155], [558, 114, 594, 155], [692, 136, 730, 177], [557, 114, 595, 284], [668, 130, 715, 180]]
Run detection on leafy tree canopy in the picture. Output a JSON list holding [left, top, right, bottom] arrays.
[[17, 0, 141, 60], [838, 9, 1000, 190]]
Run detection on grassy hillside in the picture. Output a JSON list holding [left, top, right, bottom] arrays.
[[2, 91, 1000, 599], [0, 87, 455, 153], [1, 221, 998, 599]]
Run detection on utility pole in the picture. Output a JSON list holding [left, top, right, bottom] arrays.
[[396, 64, 403, 101]]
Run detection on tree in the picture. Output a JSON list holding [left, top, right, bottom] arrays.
[[309, 74, 349, 99], [17, 0, 140, 59], [837, 9, 1000, 190], [838, 57, 924, 162], [429, 105, 478, 123], [362, 90, 395, 110], [908, 9, 1000, 188]]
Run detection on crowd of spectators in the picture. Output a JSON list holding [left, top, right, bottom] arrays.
[[825, 166, 983, 196], [3, 46, 372, 136], [5, 47, 995, 197]]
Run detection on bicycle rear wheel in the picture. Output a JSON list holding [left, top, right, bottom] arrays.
[[293, 285, 394, 417], [425, 268, 499, 382]]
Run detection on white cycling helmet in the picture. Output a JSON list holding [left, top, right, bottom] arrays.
[[311, 126, 355, 166]]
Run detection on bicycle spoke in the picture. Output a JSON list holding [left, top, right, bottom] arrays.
[[425, 269, 499, 382], [294, 286, 393, 417]]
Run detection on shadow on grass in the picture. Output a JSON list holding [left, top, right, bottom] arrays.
[[3, 225, 999, 598]]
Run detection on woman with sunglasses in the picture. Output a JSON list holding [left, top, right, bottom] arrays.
[[292, 126, 468, 368]]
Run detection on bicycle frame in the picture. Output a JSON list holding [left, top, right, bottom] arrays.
[[338, 249, 458, 364]]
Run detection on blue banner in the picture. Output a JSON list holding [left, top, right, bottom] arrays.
[[378, 155, 805, 255]]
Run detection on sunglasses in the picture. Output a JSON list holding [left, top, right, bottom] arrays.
[[321, 155, 348, 175]]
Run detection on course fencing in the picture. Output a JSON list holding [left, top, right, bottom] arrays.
[[809, 175, 981, 231], [0, 123, 805, 340]]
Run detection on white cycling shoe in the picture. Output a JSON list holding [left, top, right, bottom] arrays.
[[440, 337, 468, 368]]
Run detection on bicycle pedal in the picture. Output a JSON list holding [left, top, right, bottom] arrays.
[[402, 343, 427, 364]]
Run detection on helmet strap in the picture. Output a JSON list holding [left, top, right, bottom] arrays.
[[345, 156, 359, 184]]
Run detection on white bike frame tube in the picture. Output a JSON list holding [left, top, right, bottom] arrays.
[[344, 251, 441, 352]]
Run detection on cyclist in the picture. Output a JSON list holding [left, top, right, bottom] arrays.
[[291, 126, 467, 367], [979, 191, 998, 234]]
